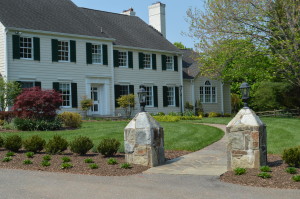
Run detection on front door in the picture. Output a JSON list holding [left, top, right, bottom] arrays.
[[91, 86, 100, 114]]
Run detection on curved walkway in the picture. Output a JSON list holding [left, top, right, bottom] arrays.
[[144, 123, 227, 176]]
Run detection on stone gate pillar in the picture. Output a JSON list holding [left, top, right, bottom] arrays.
[[226, 108, 267, 170], [124, 112, 165, 167]]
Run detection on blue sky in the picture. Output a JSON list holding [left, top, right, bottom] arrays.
[[72, 0, 204, 49]]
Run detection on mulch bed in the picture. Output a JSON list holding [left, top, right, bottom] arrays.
[[220, 155, 300, 189], [0, 149, 191, 176]]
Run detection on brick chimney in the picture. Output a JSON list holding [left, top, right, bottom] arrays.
[[122, 8, 136, 16], [148, 2, 166, 38]]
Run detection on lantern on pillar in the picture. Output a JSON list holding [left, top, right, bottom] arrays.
[[137, 86, 147, 112], [239, 82, 250, 108]]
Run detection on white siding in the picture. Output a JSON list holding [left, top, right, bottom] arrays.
[[0, 23, 5, 77], [6, 30, 114, 115], [114, 47, 182, 115]]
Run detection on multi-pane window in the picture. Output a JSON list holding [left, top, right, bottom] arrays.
[[92, 44, 102, 64], [118, 51, 127, 67], [167, 87, 175, 106], [20, 37, 33, 59], [166, 56, 173, 70], [144, 54, 152, 69], [120, 85, 129, 96], [59, 83, 71, 107], [58, 41, 69, 61], [21, 82, 34, 89], [200, 81, 216, 103], [145, 86, 154, 107]]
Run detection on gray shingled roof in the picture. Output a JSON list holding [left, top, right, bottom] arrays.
[[80, 8, 181, 53], [0, 0, 111, 38], [182, 49, 200, 79], [0, 0, 180, 53]]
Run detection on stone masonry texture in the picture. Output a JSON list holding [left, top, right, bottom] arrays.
[[226, 108, 267, 170]]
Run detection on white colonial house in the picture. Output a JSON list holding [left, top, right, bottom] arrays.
[[0, 0, 231, 116]]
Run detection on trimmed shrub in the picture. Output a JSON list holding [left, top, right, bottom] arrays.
[[257, 172, 272, 179], [25, 152, 34, 158], [41, 160, 51, 167], [153, 115, 180, 122], [2, 157, 12, 162], [5, 152, 15, 157], [43, 155, 51, 161], [286, 167, 297, 174], [23, 159, 33, 165], [61, 163, 73, 169], [61, 156, 71, 163], [107, 158, 118, 165], [180, 115, 202, 120], [59, 112, 82, 128], [120, 163, 132, 169], [208, 112, 221, 118], [69, 136, 94, 155], [14, 117, 62, 131], [292, 175, 300, 182], [89, 163, 99, 169], [260, 166, 271, 172], [282, 146, 300, 167], [45, 135, 68, 154], [84, 158, 94, 163], [0, 136, 4, 148], [13, 87, 62, 120], [23, 135, 46, 153], [4, 135, 22, 152], [97, 138, 120, 157]]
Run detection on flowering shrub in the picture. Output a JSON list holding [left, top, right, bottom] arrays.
[[13, 87, 62, 120]]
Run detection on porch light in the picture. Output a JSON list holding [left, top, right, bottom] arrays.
[[138, 86, 147, 112], [239, 82, 250, 108]]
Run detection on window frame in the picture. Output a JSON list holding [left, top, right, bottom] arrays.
[[167, 86, 176, 106], [19, 81, 35, 89], [118, 50, 128, 68], [59, 82, 72, 108], [92, 44, 102, 64], [120, 85, 130, 96], [143, 53, 152, 69], [144, 86, 154, 107], [166, 55, 174, 71], [200, 81, 217, 103], [58, 40, 70, 62], [19, 36, 34, 60]]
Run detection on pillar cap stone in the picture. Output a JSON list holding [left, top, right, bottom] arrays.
[[227, 108, 264, 127], [125, 112, 162, 129]]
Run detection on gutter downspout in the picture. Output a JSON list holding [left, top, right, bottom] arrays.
[[220, 81, 224, 115], [191, 79, 195, 113], [111, 44, 115, 116]]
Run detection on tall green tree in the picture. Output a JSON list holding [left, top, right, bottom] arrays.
[[173, 42, 187, 49], [186, 0, 300, 87], [0, 78, 21, 111]]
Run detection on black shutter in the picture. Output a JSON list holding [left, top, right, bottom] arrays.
[[161, 55, 166, 70], [128, 51, 133, 68], [33, 37, 40, 61], [35, 81, 41, 88], [174, 56, 178, 71], [13, 35, 20, 59], [113, 50, 119, 67], [53, 82, 60, 92], [51, 39, 58, 62], [86, 43, 92, 64], [71, 83, 78, 108], [152, 54, 157, 70], [175, 87, 179, 107], [70, 40, 76, 63], [129, 85, 134, 94], [102, 44, 108, 65], [153, 86, 158, 107], [163, 86, 168, 107], [139, 53, 144, 69], [114, 85, 121, 107]]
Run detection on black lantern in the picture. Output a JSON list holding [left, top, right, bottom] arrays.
[[137, 86, 147, 112], [240, 82, 250, 108]]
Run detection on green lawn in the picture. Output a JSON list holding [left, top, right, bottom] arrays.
[[0, 121, 224, 152], [195, 117, 300, 154]]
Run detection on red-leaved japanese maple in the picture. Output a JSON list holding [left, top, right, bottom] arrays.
[[13, 87, 62, 120]]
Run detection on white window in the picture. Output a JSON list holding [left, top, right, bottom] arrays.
[[200, 81, 216, 103], [20, 37, 33, 59], [166, 56, 173, 70], [58, 41, 69, 62], [59, 83, 71, 107], [120, 85, 129, 96], [118, 51, 127, 67], [144, 54, 152, 69], [145, 86, 154, 107], [167, 87, 175, 106], [92, 44, 102, 64]]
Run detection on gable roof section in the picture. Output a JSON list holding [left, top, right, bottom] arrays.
[[0, 0, 110, 39], [79, 8, 181, 53], [182, 49, 200, 79]]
